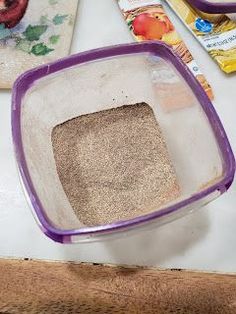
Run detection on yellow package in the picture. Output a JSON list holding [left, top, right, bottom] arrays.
[[166, 0, 236, 74]]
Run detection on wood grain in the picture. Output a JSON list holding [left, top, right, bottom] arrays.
[[0, 259, 236, 313]]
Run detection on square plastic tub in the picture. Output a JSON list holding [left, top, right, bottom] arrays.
[[12, 42, 235, 243], [187, 0, 236, 13]]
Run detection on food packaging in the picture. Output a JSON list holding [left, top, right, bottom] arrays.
[[166, 0, 236, 73], [117, 0, 213, 99]]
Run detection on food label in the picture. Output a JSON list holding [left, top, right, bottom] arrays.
[[166, 0, 236, 74], [117, 0, 213, 101], [187, 60, 203, 75], [119, 0, 161, 11], [199, 28, 236, 51]]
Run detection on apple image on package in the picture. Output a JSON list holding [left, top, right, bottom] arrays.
[[132, 12, 174, 40]]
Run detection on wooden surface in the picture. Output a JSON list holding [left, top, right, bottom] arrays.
[[0, 259, 236, 313]]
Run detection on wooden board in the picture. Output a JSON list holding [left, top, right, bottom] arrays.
[[0, 259, 236, 313], [0, 0, 78, 88]]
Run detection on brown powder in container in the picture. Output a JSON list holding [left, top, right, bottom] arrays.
[[52, 103, 180, 226]]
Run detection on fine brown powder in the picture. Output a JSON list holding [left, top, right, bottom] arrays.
[[52, 103, 180, 226]]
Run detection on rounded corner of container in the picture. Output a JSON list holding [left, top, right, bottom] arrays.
[[42, 227, 66, 244], [224, 158, 236, 191]]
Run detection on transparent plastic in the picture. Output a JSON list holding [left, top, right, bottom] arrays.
[[12, 42, 235, 243]]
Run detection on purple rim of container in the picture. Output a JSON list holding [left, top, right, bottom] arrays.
[[12, 41, 235, 243], [187, 0, 236, 14]]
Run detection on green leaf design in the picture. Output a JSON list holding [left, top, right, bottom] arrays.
[[31, 43, 54, 56], [53, 14, 68, 25], [49, 0, 58, 4], [0, 23, 11, 40], [16, 38, 31, 53], [49, 35, 60, 45], [23, 25, 48, 41], [127, 20, 133, 27]]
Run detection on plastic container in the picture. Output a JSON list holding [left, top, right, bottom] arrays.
[[187, 0, 236, 13], [12, 42, 235, 243]]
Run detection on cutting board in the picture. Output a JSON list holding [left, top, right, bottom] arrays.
[[0, 259, 235, 313], [0, 0, 78, 88]]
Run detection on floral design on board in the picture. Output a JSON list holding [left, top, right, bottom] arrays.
[[0, 0, 73, 56]]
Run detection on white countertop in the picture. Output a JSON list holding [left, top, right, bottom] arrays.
[[0, 0, 235, 272]]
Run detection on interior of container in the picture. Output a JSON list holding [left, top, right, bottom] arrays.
[[20, 52, 224, 230]]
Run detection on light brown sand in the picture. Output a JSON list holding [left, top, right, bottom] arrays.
[[52, 103, 180, 226]]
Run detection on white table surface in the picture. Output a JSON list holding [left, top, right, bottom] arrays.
[[0, 0, 235, 272]]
